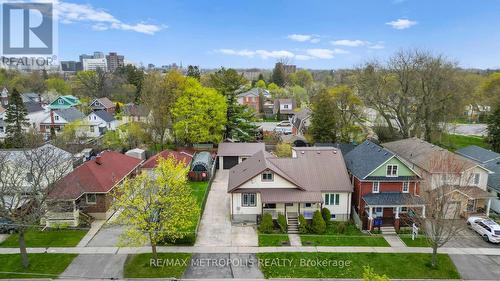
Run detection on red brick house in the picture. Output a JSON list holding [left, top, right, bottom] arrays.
[[344, 140, 424, 230], [46, 151, 142, 226]]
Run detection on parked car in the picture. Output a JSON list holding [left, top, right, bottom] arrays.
[[467, 216, 500, 243], [0, 217, 17, 234], [274, 121, 292, 135]]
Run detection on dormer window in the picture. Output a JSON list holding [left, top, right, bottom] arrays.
[[386, 165, 398, 177], [54, 115, 59, 121], [262, 171, 273, 182], [58, 99, 64, 104]]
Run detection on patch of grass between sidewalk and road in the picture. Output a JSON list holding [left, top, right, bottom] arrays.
[[300, 234, 389, 246], [124, 253, 192, 278], [258, 234, 290, 246], [0, 229, 88, 247], [399, 234, 432, 247], [257, 252, 460, 279], [0, 253, 77, 279]]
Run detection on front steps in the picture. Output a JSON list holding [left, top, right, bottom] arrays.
[[380, 226, 397, 235], [287, 216, 299, 234]]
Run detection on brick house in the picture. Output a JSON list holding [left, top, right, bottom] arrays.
[[344, 140, 424, 230]]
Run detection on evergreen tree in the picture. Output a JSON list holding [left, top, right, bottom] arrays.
[[257, 73, 265, 82], [4, 88, 29, 148], [271, 63, 287, 87], [186, 65, 201, 80], [115, 102, 121, 114], [309, 88, 340, 143], [487, 106, 500, 152]]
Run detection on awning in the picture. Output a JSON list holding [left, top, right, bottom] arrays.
[[363, 192, 425, 206], [259, 189, 323, 203]]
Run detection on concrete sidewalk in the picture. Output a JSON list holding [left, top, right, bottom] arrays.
[[1, 245, 498, 255], [76, 220, 105, 247]]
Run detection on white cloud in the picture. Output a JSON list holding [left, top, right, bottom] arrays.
[[368, 42, 385, 49], [331, 39, 368, 47], [305, 48, 348, 59], [216, 49, 294, 59], [295, 55, 314, 61], [386, 19, 417, 30], [55, 1, 165, 35], [287, 34, 320, 43]]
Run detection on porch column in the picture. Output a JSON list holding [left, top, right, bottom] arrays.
[[368, 206, 374, 230], [394, 206, 400, 231], [395, 207, 400, 219], [486, 198, 491, 217], [422, 205, 426, 218]]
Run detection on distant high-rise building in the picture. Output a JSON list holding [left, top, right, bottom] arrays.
[[82, 58, 107, 71], [93, 51, 105, 59], [60, 61, 78, 72], [106, 52, 125, 72]]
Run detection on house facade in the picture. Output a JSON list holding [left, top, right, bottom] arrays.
[[456, 145, 500, 214], [47, 151, 142, 226], [344, 140, 424, 230], [273, 99, 295, 120], [228, 147, 353, 225], [47, 95, 81, 110], [86, 110, 117, 137], [39, 108, 85, 134], [90, 97, 116, 114], [383, 138, 493, 218], [237, 88, 269, 113]]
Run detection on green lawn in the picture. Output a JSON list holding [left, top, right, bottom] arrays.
[[399, 234, 432, 247], [257, 252, 460, 279], [0, 253, 77, 279], [189, 181, 209, 207], [0, 229, 88, 247], [437, 134, 489, 151], [300, 235, 389, 247], [124, 253, 191, 278], [258, 234, 290, 246]]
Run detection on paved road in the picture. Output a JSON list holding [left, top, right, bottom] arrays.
[[183, 253, 264, 279], [196, 170, 258, 247], [255, 122, 278, 132], [60, 254, 127, 279], [451, 254, 500, 280]]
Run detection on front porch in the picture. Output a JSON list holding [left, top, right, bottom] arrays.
[[363, 193, 426, 231], [449, 186, 493, 218], [262, 202, 322, 220]]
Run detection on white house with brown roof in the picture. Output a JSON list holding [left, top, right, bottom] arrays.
[[227, 147, 353, 224]]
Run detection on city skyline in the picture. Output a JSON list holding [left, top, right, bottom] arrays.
[[54, 0, 500, 69]]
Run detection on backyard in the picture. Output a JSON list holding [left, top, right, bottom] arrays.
[[257, 252, 460, 279], [0, 229, 88, 248], [437, 134, 489, 151]]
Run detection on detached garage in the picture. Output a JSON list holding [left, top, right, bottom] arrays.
[[217, 142, 265, 170]]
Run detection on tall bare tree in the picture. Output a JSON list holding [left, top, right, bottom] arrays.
[[0, 142, 73, 268]]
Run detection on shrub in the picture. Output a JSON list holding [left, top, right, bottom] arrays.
[[321, 208, 331, 224], [363, 265, 388, 281], [259, 213, 274, 234], [277, 213, 287, 233], [311, 210, 326, 234], [298, 214, 308, 234], [336, 222, 347, 234]]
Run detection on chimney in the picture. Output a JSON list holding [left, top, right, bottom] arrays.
[[95, 155, 102, 165]]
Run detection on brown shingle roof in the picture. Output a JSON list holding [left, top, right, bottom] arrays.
[[217, 142, 265, 157], [93, 97, 115, 109]]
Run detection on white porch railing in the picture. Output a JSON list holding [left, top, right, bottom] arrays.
[[45, 210, 79, 227]]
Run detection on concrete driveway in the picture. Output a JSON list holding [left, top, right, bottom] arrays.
[[444, 226, 500, 248], [451, 254, 500, 280], [86, 224, 127, 247], [183, 253, 263, 279], [196, 170, 258, 247], [60, 254, 127, 279]]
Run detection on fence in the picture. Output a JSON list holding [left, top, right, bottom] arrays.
[[352, 206, 362, 230]]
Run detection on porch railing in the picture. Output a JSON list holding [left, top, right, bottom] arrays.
[[262, 209, 285, 219]]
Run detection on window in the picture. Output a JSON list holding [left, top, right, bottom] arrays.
[[402, 182, 409, 193], [58, 99, 64, 104], [54, 115, 59, 121], [262, 171, 273, 181], [324, 193, 340, 205], [473, 173, 480, 185], [283, 104, 289, 109], [86, 193, 97, 204], [375, 207, 382, 213], [386, 165, 398, 177], [305, 203, 312, 208], [90, 126, 95, 133], [372, 182, 380, 193], [263, 203, 276, 209], [442, 174, 449, 184], [401, 207, 408, 212], [242, 193, 256, 207], [330, 214, 336, 219]]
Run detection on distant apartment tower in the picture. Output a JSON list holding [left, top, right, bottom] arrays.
[[82, 58, 107, 71], [60, 61, 78, 72], [93, 51, 105, 59], [106, 52, 125, 72]]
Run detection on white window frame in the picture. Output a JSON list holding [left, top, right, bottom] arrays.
[[58, 99, 64, 104], [261, 171, 274, 182], [402, 181, 409, 193], [86, 193, 97, 204], [386, 164, 398, 177], [54, 115, 59, 121], [242, 193, 256, 207], [372, 181, 380, 193], [324, 193, 340, 206], [473, 173, 480, 185]]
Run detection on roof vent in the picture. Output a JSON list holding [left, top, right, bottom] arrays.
[[301, 151, 305, 154], [333, 150, 337, 154], [316, 151, 321, 154], [95, 155, 102, 165]]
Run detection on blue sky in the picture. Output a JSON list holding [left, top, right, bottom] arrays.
[[56, 0, 500, 69]]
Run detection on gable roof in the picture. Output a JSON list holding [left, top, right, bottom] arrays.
[[21, 93, 41, 103], [24, 102, 44, 113], [484, 160, 500, 192], [382, 137, 481, 173], [55, 108, 85, 123], [92, 97, 115, 109], [48, 151, 142, 200], [344, 140, 395, 179], [142, 149, 193, 169], [48, 95, 80, 109], [217, 142, 265, 157], [228, 148, 352, 194], [92, 110, 115, 123], [456, 145, 500, 164]]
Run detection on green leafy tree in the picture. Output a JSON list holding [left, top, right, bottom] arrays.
[[172, 78, 227, 144], [487, 106, 500, 152], [4, 89, 29, 148], [255, 79, 266, 89], [480, 72, 500, 107], [271, 63, 287, 87], [113, 156, 199, 258], [258, 213, 274, 234], [289, 69, 313, 89], [275, 142, 292, 157], [321, 207, 331, 225], [257, 73, 265, 82], [330, 85, 364, 142], [116, 64, 144, 102], [207, 68, 258, 141], [309, 88, 340, 143], [46, 77, 70, 94], [186, 65, 201, 80], [311, 210, 326, 234]]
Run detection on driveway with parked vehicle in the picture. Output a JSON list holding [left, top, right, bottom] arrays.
[[467, 217, 500, 244], [443, 221, 500, 248]]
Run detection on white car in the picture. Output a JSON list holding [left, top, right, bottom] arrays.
[[274, 121, 292, 135], [467, 216, 500, 243]]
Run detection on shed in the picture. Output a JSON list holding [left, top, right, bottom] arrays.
[[217, 142, 265, 170], [189, 151, 214, 181]]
